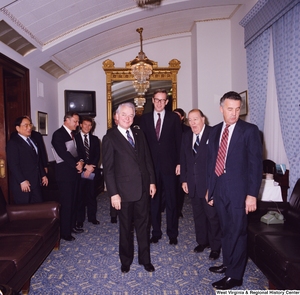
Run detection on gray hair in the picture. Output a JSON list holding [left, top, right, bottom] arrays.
[[116, 102, 136, 116]]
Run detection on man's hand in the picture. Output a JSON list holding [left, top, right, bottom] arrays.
[[41, 176, 48, 186], [111, 194, 121, 210], [182, 182, 188, 194], [205, 190, 214, 206], [76, 161, 84, 173], [175, 164, 180, 176], [149, 184, 156, 198], [85, 164, 95, 172], [20, 180, 31, 192], [83, 164, 95, 178], [245, 195, 257, 214]]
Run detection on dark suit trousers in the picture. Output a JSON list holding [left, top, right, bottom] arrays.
[[12, 181, 43, 204], [190, 191, 221, 251], [151, 169, 178, 239], [214, 174, 248, 280], [77, 178, 97, 222], [56, 178, 79, 237], [118, 192, 151, 266]]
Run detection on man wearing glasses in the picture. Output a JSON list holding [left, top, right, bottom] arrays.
[[6, 116, 48, 204], [139, 89, 182, 245]]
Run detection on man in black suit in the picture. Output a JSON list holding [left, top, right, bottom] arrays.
[[6, 116, 48, 204], [206, 91, 262, 289], [51, 112, 84, 241], [102, 102, 156, 273], [180, 109, 221, 260], [139, 89, 182, 245], [75, 116, 100, 228], [31, 130, 49, 173], [173, 108, 189, 218]]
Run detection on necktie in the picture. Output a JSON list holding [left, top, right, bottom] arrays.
[[193, 134, 200, 155], [84, 134, 89, 160], [126, 130, 135, 148], [155, 113, 161, 140], [27, 138, 37, 154], [215, 124, 230, 176]]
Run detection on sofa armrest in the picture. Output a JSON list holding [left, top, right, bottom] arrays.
[[6, 201, 60, 221]]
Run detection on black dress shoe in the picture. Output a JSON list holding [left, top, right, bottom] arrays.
[[88, 219, 100, 225], [111, 217, 117, 223], [72, 227, 84, 234], [121, 265, 130, 273], [209, 264, 227, 273], [169, 238, 178, 245], [209, 250, 220, 260], [212, 276, 243, 290], [61, 235, 75, 241], [76, 222, 83, 228], [150, 236, 161, 243], [194, 244, 208, 253], [143, 263, 155, 272]]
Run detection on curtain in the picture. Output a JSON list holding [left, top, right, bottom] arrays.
[[263, 36, 289, 167], [246, 29, 271, 132], [272, 4, 300, 198]]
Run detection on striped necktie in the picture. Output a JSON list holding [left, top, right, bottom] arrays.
[[84, 134, 89, 160], [215, 124, 230, 176], [155, 113, 161, 140], [126, 130, 135, 148], [193, 134, 200, 155]]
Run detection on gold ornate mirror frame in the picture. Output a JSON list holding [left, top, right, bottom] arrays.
[[103, 59, 181, 128]]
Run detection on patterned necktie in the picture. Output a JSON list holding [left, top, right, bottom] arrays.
[[155, 113, 161, 140], [126, 130, 135, 148], [193, 134, 200, 155], [27, 138, 37, 154], [215, 124, 230, 176], [84, 134, 89, 160]]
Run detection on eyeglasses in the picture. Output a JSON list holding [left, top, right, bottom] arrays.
[[153, 98, 167, 103], [20, 123, 33, 128]]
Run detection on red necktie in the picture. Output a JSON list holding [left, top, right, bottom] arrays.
[[215, 124, 230, 176], [155, 113, 161, 140]]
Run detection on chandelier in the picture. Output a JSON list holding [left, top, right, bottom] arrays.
[[130, 28, 154, 95]]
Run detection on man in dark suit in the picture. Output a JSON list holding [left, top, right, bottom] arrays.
[[173, 108, 190, 218], [51, 112, 84, 241], [6, 116, 48, 204], [206, 91, 262, 290], [180, 109, 221, 260], [31, 129, 49, 173], [139, 89, 182, 245], [75, 116, 100, 228], [102, 102, 156, 274]]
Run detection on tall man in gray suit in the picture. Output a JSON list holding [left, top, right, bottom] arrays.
[[206, 91, 262, 290], [180, 109, 221, 260], [102, 102, 156, 274]]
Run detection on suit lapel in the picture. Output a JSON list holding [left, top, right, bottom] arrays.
[[227, 119, 242, 157]]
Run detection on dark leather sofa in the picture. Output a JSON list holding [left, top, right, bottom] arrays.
[[0, 188, 60, 294], [248, 178, 300, 289]]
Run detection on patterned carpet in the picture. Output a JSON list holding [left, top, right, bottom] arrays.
[[29, 192, 268, 295]]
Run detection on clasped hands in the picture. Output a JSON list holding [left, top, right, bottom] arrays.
[[82, 164, 95, 178]]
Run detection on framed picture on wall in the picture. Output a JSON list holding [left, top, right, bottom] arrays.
[[37, 111, 48, 135], [239, 90, 248, 116]]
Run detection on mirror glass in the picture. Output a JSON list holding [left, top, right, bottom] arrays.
[[103, 59, 181, 128], [111, 80, 173, 126]]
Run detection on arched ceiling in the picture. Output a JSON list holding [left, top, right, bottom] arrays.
[[0, 0, 249, 78]]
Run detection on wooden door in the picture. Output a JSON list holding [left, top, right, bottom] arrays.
[[0, 53, 30, 203]]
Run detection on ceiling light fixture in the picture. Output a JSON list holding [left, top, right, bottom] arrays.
[[130, 28, 154, 96], [135, 0, 162, 8]]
